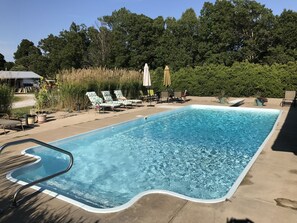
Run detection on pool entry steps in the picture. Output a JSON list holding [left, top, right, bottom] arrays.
[[0, 138, 74, 214]]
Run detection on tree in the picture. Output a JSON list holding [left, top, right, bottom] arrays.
[[87, 24, 112, 67], [13, 39, 46, 74], [4, 62, 14, 71], [39, 22, 90, 77], [157, 16, 190, 70], [176, 8, 200, 67], [39, 34, 65, 75], [266, 10, 297, 64], [101, 8, 132, 68], [14, 39, 41, 60], [232, 0, 275, 63], [0, 53, 6, 70], [198, 0, 275, 65], [59, 22, 90, 69], [102, 8, 163, 69]]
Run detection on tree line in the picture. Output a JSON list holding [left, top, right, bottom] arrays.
[[0, 0, 297, 79]]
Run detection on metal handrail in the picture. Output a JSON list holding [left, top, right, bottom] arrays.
[[0, 138, 74, 207]]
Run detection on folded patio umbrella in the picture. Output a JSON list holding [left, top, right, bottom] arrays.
[[143, 63, 154, 106], [163, 65, 171, 87], [143, 63, 151, 87]]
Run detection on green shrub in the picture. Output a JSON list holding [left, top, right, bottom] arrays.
[[35, 88, 50, 112], [0, 84, 14, 115], [172, 62, 297, 98]]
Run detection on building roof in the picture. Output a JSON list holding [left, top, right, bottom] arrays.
[[0, 71, 42, 79]]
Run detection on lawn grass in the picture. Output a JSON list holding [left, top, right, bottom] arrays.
[[11, 106, 34, 119]]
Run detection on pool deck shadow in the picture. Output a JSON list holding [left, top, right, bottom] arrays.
[[1, 97, 297, 223], [272, 104, 297, 155]]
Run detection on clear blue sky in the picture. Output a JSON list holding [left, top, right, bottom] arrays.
[[1, 0, 297, 62]]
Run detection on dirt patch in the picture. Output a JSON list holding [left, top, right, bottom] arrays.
[[240, 173, 253, 186], [289, 169, 297, 174], [275, 198, 297, 210]]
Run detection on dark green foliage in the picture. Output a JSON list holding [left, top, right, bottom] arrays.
[[12, 39, 47, 75], [102, 8, 162, 69], [14, 39, 41, 60], [171, 62, 297, 98], [0, 53, 6, 70], [265, 10, 297, 64], [0, 84, 14, 115], [150, 67, 164, 93], [8, 1, 297, 94], [39, 23, 90, 78], [4, 62, 15, 71]]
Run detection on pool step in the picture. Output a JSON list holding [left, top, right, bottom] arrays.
[[0, 138, 73, 211]]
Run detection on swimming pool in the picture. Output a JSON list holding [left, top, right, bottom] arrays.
[[8, 105, 280, 213]]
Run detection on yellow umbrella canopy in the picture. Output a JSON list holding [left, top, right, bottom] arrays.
[[163, 65, 171, 87]]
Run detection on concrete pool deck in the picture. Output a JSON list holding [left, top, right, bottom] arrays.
[[0, 97, 297, 223]]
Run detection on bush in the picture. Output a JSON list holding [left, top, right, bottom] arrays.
[[172, 62, 297, 98], [35, 88, 50, 112], [0, 84, 14, 115]]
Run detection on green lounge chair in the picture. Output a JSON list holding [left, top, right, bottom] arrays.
[[86, 92, 121, 112], [101, 91, 131, 107], [114, 90, 142, 106]]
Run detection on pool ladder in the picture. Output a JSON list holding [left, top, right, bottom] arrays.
[[0, 138, 74, 211]]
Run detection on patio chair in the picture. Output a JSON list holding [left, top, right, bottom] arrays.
[[147, 89, 158, 101], [114, 90, 142, 106], [85, 92, 121, 112], [101, 91, 131, 107], [280, 91, 296, 107]]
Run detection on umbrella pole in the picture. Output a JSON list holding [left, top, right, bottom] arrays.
[[147, 87, 154, 107], [149, 87, 151, 106]]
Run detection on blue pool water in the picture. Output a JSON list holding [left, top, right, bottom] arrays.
[[10, 105, 280, 211]]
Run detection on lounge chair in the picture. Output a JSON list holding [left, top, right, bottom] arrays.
[[85, 92, 121, 112], [101, 91, 131, 107], [0, 118, 24, 134], [174, 91, 186, 103], [182, 90, 189, 102], [159, 91, 170, 103], [280, 91, 296, 107], [114, 90, 142, 106], [228, 98, 245, 107], [139, 90, 147, 101]]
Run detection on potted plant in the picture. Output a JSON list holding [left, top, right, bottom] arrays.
[[35, 88, 49, 123], [24, 114, 36, 126], [254, 91, 268, 106], [217, 90, 228, 104]]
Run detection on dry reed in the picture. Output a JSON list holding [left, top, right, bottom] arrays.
[[55, 67, 142, 110]]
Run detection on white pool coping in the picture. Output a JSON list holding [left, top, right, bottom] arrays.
[[6, 105, 282, 213]]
